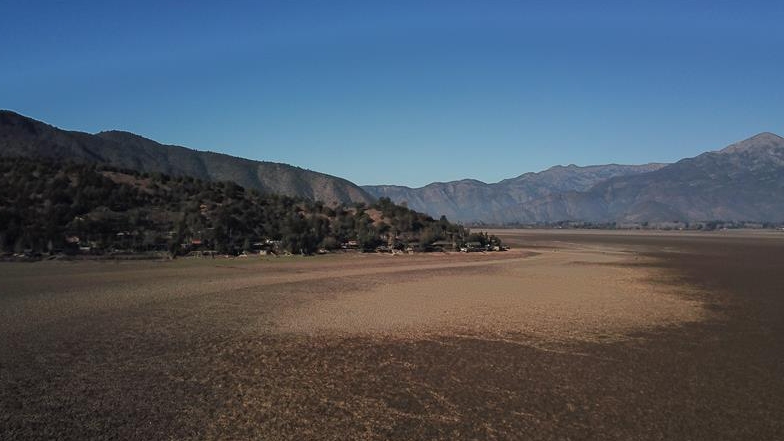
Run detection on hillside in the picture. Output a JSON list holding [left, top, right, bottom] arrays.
[[0, 157, 488, 256], [364, 163, 666, 222], [0, 110, 374, 206]]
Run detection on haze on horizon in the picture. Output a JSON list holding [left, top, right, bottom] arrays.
[[2, 0, 783, 188]]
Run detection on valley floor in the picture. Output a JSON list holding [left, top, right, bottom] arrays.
[[1, 230, 783, 439]]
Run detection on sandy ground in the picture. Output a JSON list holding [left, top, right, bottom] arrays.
[[0, 252, 524, 334], [276, 248, 702, 342], [1, 246, 702, 343], [2, 230, 784, 440]]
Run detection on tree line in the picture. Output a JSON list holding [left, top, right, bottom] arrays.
[[0, 157, 500, 257]]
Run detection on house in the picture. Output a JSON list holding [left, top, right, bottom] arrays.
[[405, 242, 422, 254], [342, 240, 359, 249], [461, 242, 484, 252], [430, 240, 456, 252]]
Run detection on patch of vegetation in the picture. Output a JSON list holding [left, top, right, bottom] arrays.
[[0, 157, 497, 256]]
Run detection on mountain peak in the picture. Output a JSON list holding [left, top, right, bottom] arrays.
[[95, 130, 167, 147], [97, 129, 141, 137], [0, 110, 52, 135], [719, 132, 784, 155]]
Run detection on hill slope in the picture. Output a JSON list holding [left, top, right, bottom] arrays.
[[0, 110, 374, 206], [0, 157, 474, 255]]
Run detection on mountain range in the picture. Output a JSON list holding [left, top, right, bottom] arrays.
[[2, 110, 783, 224], [364, 132, 784, 224], [0, 110, 374, 206], [363, 163, 667, 223]]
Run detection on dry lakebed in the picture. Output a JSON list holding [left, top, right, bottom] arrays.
[[2, 229, 783, 440]]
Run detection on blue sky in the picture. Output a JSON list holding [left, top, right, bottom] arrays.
[[2, 1, 783, 187]]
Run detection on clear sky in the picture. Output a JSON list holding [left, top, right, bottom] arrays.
[[2, 0, 783, 188]]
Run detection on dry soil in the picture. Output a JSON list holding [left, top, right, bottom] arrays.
[[1, 230, 783, 440]]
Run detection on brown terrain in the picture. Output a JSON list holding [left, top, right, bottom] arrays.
[[1, 230, 783, 440]]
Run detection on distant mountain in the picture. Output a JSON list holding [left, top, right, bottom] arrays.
[[497, 132, 784, 223], [364, 163, 666, 222], [367, 133, 784, 224], [0, 110, 374, 205]]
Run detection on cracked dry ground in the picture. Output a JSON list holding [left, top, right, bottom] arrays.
[[2, 231, 784, 440]]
